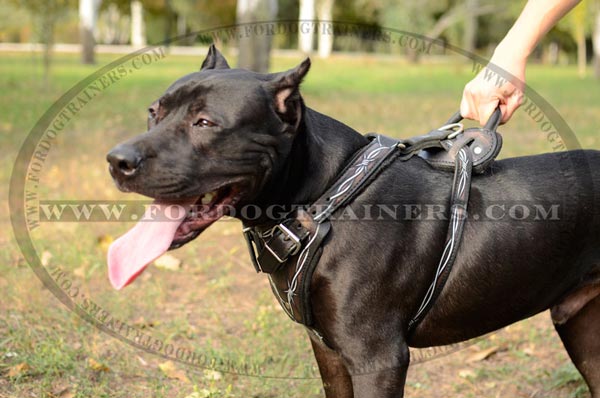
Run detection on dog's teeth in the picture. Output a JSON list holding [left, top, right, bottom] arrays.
[[201, 191, 216, 205]]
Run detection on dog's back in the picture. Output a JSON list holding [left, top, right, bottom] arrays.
[[313, 149, 600, 346]]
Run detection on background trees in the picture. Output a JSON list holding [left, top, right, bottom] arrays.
[[79, 0, 101, 63], [236, 0, 278, 72], [1, 0, 598, 78]]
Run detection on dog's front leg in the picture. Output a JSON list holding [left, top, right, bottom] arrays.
[[350, 365, 409, 398], [310, 336, 354, 398], [348, 343, 410, 398]]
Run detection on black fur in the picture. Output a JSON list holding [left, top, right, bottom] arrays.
[[107, 46, 600, 397]]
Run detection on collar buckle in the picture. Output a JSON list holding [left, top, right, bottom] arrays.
[[243, 222, 304, 274], [263, 223, 302, 263]]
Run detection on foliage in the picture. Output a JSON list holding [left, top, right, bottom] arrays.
[[7, 0, 76, 82], [170, 0, 237, 30], [11, 0, 76, 43], [377, 0, 450, 33], [0, 0, 598, 65], [559, 0, 594, 34], [334, 0, 379, 25], [0, 2, 29, 42]]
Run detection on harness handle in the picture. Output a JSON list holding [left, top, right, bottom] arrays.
[[446, 107, 502, 132]]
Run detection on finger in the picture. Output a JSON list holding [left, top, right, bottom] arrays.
[[460, 93, 473, 120], [502, 91, 524, 123], [478, 99, 499, 126], [460, 87, 479, 121]]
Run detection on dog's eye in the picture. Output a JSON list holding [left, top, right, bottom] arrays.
[[193, 118, 217, 128]]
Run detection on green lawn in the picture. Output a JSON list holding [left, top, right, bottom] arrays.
[[1, 49, 598, 398]]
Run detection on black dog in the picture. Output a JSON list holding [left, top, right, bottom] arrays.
[[107, 46, 600, 397]]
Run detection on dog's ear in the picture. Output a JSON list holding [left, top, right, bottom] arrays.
[[268, 58, 311, 128], [200, 44, 230, 70]]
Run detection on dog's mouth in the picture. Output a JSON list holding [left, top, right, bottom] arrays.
[[107, 184, 243, 290], [170, 185, 242, 248]]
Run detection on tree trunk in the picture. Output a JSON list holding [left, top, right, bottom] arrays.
[[571, 2, 587, 78], [236, 0, 277, 73], [298, 0, 315, 53], [427, 3, 497, 40], [317, 0, 334, 58], [131, 0, 146, 48], [594, 11, 600, 79], [177, 14, 187, 37], [164, 0, 173, 45], [79, 0, 100, 64], [547, 41, 560, 65], [463, 0, 478, 54], [406, 48, 419, 63], [41, 4, 55, 85]]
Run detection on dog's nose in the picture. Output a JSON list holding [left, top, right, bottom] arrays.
[[106, 145, 143, 177]]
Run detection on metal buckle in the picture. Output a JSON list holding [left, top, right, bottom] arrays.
[[438, 122, 464, 139], [264, 223, 302, 263], [243, 227, 262, 273]]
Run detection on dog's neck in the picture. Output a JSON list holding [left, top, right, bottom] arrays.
[[247, 107, 368, 226]]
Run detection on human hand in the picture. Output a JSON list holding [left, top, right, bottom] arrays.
[[460, 54, 526, 126]]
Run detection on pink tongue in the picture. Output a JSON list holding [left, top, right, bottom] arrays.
[[108, 203, 190, 290]]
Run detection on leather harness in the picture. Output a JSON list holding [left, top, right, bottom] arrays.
[[243, 109, 503, 338]]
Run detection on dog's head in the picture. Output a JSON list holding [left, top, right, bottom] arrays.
[[106, 45, 310, 289]]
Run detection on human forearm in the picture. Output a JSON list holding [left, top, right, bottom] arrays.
[[493, 0, 582, 61], [461, 0, 582, 125]]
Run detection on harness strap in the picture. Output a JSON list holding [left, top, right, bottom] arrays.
[[400, 108, 502, 174], [266, 218, 332, 325], [408, 142, 473, 332], [310, 134, 401, 222]]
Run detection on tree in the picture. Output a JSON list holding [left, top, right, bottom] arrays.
[[570, 0, 588, 77], [593, 5, 600, 78], [0, 2, 30, 42], [169, 0, 236, 41], [317, 0, 334, 58], [299, 0, 315, 53], [462, 0, 478, 53], [18, 0, 73, 83], [426, 2, 499, 42], [376, 0, 499, 61], [79, 0, 101, 64], [131, 0, 146, 47], [97, 3, 130, 45], [236, 0, 277, 72]]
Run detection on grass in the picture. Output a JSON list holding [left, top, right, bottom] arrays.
[[1, 49, 599, 397]]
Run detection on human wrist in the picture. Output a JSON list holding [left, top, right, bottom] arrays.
[[480, 45, 527, 91], [488, 38, 528, 82], [491, 39, 531, 67]]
